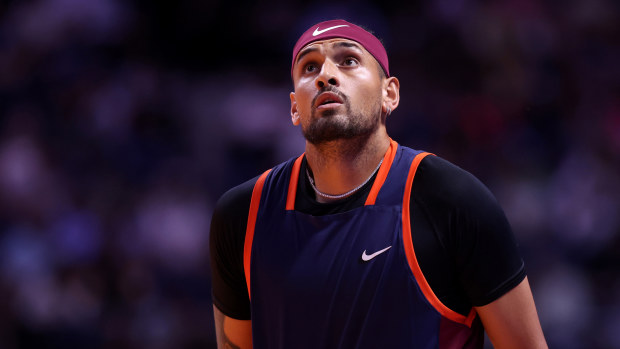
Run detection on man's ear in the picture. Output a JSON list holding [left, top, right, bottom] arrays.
[[382, 76, 400, 116], [290, 92, 300, 125]]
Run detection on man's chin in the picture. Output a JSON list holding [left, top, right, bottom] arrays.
[[313, 108, 339, 118], [303, 124, 367, 145], [303, 129, 349, 145]]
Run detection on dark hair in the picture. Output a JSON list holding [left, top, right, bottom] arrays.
[[354, 23, 388, 79]]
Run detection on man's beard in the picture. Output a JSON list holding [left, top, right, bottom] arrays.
[[302, 91, 382, 145]]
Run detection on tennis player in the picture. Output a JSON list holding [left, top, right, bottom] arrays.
[[210, 19, 547, 349]]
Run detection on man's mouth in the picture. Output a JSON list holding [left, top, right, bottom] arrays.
[[314, 92, 344, 109]]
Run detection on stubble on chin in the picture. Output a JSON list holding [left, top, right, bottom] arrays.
[[302, 100, 381, 146]]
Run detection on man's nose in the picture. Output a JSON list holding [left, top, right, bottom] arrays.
[[315, 59, 339, 89]]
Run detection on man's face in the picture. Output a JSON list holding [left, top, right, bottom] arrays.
[[290, 38, 385, 145]]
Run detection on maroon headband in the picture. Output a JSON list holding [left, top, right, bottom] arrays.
[[291, 19, 389, 78]]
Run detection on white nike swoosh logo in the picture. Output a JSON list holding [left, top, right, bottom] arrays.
[[361, 246, 392, 261], [313, 25, 350, 36]]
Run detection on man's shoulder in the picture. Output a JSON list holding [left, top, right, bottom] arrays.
[[399, 146, 471, 179], [415, 154, 497, 206], [417, 154, 477, 182], [214, 155, 302, 217], [213, 176, 260, 220]]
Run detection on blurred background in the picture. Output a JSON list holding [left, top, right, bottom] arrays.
[[0, 0, 619, 348]]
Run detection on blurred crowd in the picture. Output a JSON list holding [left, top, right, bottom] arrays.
[[0, 0, 618, 348]]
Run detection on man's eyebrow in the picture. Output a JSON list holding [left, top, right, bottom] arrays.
[[332, 41, 363, 52], [296, 47, 318, 65]]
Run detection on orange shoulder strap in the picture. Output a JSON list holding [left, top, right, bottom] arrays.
[[243, 169, 271, 301], [365, 139, 398, 205], [402, 152, 477, 327], [286, 154, 304, 210]]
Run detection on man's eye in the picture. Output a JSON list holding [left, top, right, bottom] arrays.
[[305, 64, 318, 72], [343, 58, 358, 66]]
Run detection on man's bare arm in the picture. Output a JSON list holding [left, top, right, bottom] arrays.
[[213, 305, 253, 349], [475, 277, 547, 349]]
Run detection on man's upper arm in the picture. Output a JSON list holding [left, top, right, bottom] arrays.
[[443, 161, 526, 306], [416, 156, 546, 346], [413, 156, 526, 312], [475, 277, 547, 348], [214, 304, 252, 349], [209, 177, 258, 320]]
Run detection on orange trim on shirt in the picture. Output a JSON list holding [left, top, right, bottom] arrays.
[[365, 139, 398, 206], [244, 169, 271, 301], [286, 154, 305, 211], [402, 152, 476, 328], [465, 307, 477, 325]]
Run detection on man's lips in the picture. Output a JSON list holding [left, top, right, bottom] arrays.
[[314, 92, 344, 109]]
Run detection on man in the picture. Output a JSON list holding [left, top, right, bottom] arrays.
[[210, 19, 547, 348]]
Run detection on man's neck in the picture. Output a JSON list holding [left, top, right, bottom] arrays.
[[304, 131, 390, 203]]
